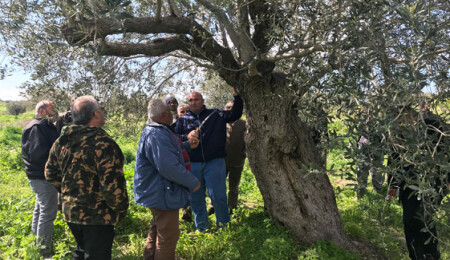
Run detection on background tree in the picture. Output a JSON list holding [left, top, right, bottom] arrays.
[[6, 101, 26, 117], [1, 0, 448, 254]]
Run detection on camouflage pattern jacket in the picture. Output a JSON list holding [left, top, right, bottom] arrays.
[[45, 125, 129, 225]]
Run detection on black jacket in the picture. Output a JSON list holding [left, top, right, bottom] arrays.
[[175, 95, 243, 162], [22, 117, 59, 179]]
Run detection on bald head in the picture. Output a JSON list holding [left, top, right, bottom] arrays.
[[187, 92, 204, 114]]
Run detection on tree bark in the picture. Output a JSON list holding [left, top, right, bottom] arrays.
[[241, 74, 356, 250]]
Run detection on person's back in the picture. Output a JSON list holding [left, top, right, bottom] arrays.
[[22, 117, 59, 178], [47, 125, 128, 224], [45, 95, 128, 259]]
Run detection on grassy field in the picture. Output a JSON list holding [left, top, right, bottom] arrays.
[[0, 101, 448, 259]]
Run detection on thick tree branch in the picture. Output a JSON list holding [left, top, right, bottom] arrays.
[[249, 0, 276, 54], [61, 16, 240, 70], [62, 17, 193, 45], [156, 0, 162, 21], [237, 0, 250, 35], [196, 0, 255, 63], [168, 0, 182, 17], [97, 37, 188, 57]]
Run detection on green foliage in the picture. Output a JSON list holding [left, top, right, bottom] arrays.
[[6, 102, 27, 116], [0, 126, 24, 172]]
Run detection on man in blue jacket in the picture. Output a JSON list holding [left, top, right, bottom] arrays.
[[134, 99, 200, 260], [175, 89, 243, 231], [21, 100, 59, 258]]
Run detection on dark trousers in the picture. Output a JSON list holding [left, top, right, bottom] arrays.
[[400, 188, 441, 260], [67, 222, 115, 260], [226, 165, 244, 209]]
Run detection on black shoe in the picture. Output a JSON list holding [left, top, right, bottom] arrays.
[[208, 207, 215, 216]]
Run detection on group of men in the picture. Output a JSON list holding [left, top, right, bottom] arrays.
[[21, 92, 447, 260], [21, 90, 247, 259]]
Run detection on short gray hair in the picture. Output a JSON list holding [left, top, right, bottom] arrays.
[[35, 100, 52, 116], [72, 95, 99, 125], [148, 99, 169, 120]]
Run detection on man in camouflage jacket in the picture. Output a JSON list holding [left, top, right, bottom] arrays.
[[45, 95, 128, 260]]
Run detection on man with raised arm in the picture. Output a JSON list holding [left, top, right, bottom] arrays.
[[175, 89, 243, 232]]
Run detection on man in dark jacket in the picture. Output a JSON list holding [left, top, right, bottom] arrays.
[[134, 99, 200, 259], [387, 106, 449, 260], [175, 89, 243, 231], [45, 96, 129, 260], [21, 100, 59, 258]]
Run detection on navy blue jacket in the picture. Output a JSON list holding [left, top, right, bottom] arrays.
[[175, 95, 243, 162], [21, 117, 59, 180]]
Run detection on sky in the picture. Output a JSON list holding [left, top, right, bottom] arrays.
[[0, 71, 28, 101]]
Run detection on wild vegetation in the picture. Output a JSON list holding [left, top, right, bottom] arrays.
[[0, 102, 448, 259]]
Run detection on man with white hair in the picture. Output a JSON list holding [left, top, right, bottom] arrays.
[[134, 99, 200, 259], [21, 100, 59, 258], [45, 95, 129, 259]]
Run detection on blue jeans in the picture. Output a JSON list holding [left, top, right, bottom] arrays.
[[28, 179, 58, 253], [190, 158, 230, 231]]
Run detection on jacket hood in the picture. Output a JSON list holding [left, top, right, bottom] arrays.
[[59, 125, 106, 148]]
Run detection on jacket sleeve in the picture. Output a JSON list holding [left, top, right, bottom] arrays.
[[175, 118, 189, 141], [45, 143, 62, 192], [147, 129, 199, 191], [221, 95, 243, 123], [97, 141, 129, 214]]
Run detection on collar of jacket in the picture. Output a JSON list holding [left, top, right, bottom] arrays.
[[147, 121, 171, 129], [189, 105, 207, 116]]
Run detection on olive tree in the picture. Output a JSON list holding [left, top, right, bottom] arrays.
[[1, 0, 448, 253]]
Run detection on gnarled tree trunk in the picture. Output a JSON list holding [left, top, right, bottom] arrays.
[[241, 74, 355, 250]]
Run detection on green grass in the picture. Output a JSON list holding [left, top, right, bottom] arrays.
[[1, 101, 449, 259]]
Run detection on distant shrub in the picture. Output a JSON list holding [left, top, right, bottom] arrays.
[[6, 102, 27, 116]]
